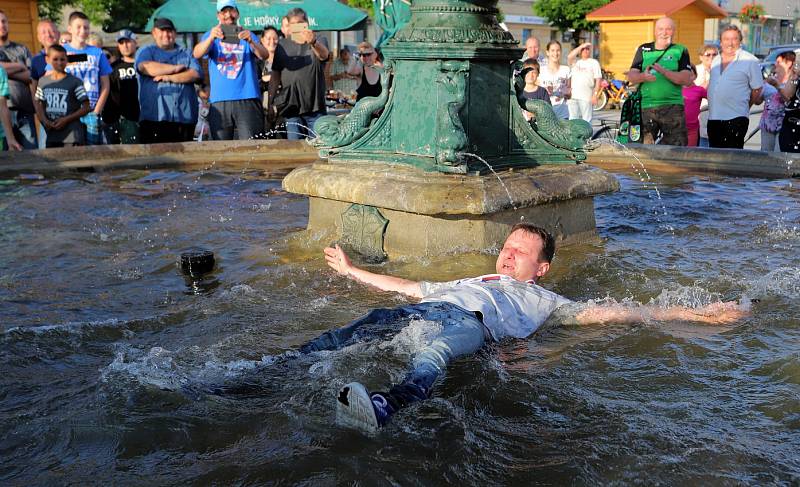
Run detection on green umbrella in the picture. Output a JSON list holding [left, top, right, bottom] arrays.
[[144, 0, 368, 33]]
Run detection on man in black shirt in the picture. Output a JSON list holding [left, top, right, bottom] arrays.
[[103, 29, 140, 144], [268, 7, 330, 140]]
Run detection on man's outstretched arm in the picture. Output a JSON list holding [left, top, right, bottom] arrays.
[[324, 244, 423, 298], [574, 301, 749, 326]]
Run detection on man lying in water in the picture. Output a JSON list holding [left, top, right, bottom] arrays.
[[307, 223, 747, 433]]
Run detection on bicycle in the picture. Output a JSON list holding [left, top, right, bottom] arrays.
[[594, 71, 630, 111]]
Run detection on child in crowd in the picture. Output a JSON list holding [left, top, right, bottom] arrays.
[[519, 59, 551, 122], [34, 45, 91, 148], [60, 11, 112, 145], [0, 66, 22, 151], [682, 65, 707, 147]]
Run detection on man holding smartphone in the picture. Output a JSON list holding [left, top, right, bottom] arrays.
[[268, 8, 330, 140], [193, 0, 267, 140]]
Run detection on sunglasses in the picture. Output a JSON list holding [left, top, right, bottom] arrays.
[[358, 51, 374, 57], [701, 52, 717, 57]]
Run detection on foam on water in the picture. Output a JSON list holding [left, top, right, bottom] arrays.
[[382, 318, 444, 357], [100, 344, 277, 391], [744, 266, 800, 299]]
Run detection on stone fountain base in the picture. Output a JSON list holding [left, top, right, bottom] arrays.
[[283, 162, 619, 259]]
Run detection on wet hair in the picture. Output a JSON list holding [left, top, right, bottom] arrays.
[[286, 7, 308, 22], [720, 24, 743, 42], [546, 40, 561, 51], [47, 44, 67, 56], [510, 223, 556, 263], [68, 11, 89, 24], [261, 26, 279, 38], [777, 51, 796, 63]]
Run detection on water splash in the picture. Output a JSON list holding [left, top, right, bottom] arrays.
[[457, 152, 517, 210], [587, 138, 674, 234]]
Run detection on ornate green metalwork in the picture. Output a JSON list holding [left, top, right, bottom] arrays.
[[311, 0, 590, 173], [339, 204, 389, 263]]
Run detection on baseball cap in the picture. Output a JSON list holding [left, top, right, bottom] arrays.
[[217, 0, 239, 11], [116, 29, 137, 42], [153, 18, 176, 31]]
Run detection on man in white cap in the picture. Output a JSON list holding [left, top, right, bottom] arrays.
[[103, 29, 139, 144], [193, 0, 268, 140]]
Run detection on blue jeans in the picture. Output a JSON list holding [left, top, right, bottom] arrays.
[[300, 302, 488, 408], [285, 110, 325, 140]]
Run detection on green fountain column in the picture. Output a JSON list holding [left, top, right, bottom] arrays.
[[283, 0, 618, 260]]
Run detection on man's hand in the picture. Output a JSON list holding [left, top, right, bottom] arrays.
[[300, 28, 316, 46], [324, 244, 353, 276], [52, 117, 69, 131], [6, 137, 22, 151], [238, 29, 253, 43], [153, 74, 172, 82], [210, 24, 224, 40]]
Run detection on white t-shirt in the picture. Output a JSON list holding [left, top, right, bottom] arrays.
[[708, 49, 763, 120], [419, 274, 572, 341], [538, 64, 571, 118], [570, 58, 601, 101], [694, 63, 710, 87]]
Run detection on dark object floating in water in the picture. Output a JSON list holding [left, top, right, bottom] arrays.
[[180, 250, 215, 277]]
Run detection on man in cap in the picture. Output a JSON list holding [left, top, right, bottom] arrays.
[[193, 0, 268, 140], [103, 29, 140, 144], [136, 17, 203, 143]]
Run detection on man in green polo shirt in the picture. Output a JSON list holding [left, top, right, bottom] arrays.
[[626, 17, 694, 145]]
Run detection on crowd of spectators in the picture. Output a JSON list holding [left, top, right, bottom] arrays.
[[0, 0, 388, 151], [5, 8, 797, 153]]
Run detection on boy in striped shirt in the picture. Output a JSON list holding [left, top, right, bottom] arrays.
[[34, 45, 90, 148]]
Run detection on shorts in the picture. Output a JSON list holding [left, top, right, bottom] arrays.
[[641, 104, 688, 146]]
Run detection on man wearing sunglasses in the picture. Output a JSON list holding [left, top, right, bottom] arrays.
[[268, 8, 330, 140]]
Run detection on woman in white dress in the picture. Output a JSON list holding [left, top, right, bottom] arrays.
[[537, 40, 571, 119]]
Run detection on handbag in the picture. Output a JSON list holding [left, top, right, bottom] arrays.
[[617, 88, 642, 144], [617, 44, 672, 144]]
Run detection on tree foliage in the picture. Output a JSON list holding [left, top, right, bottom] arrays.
[[533, 0, 611, 46], [38, 0, 166, 32], [344, 0, 374, 17]]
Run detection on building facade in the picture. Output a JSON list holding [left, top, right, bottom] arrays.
[[498, 0, 556, 46], [0, 0, 39, 52]]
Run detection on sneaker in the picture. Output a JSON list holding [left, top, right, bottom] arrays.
[[336, 382, 394, 433]]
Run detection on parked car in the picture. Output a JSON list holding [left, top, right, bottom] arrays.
[[760, 44, 800, 78]]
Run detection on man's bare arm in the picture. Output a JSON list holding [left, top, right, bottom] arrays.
[[0, 62, 31, 82], [138, 61, 186, 77], [626, 68, 656, 85], [324, 244, 423, 298], [574, 301, 749, 326], [154, 69, 201, 84], [651, 65, 694, 86]]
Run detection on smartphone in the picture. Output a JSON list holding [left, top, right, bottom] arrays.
[[67, 53, 88, 63], [290, 22, 308, 43], [221, 24, 241, 44]]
